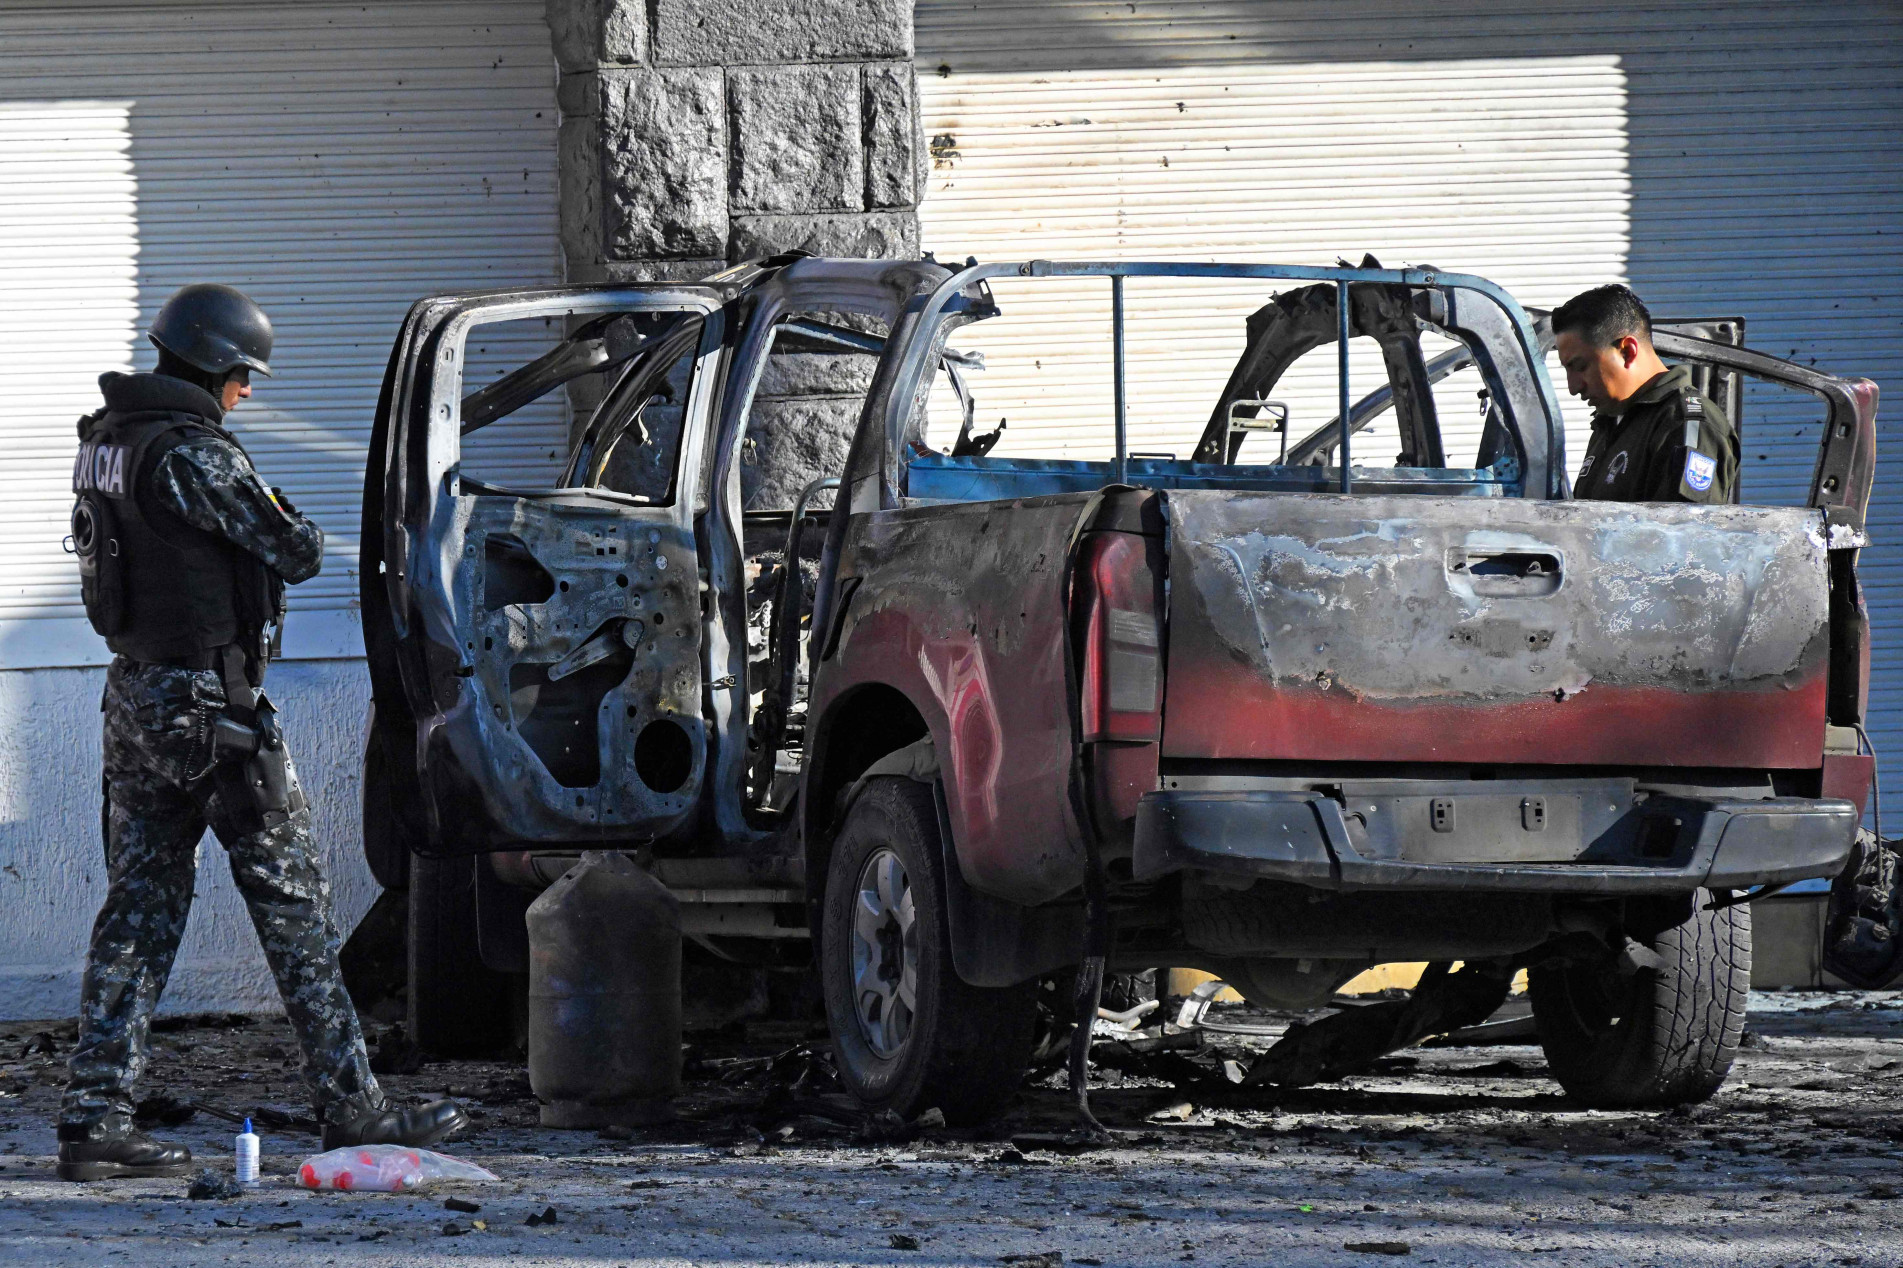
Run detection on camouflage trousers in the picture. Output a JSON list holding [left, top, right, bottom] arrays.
[[60, 656, 382, 1139]]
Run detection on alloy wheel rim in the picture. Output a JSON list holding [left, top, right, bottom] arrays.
[[850, 846, 918, 1059]]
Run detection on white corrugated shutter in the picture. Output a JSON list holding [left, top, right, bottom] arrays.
[[917, 0, 1903, 795], [0, 0, 561, 667]]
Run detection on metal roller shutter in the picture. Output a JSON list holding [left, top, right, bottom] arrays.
[[917, 0, 1903, 798], [0, 0, 561, 667]]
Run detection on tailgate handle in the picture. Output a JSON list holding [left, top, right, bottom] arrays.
[[1448, 549, 1562, 596]]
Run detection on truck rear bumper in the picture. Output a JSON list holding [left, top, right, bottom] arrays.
[[1132, 790, 1858, 895]]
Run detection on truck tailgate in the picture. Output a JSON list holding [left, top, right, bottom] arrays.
[[1161, 493, 1831, 769]]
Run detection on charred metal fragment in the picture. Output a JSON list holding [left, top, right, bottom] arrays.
[[1244, 960, 1515, 1088], [1191, 276, 1436, 467], [1826, 830, 1903, 988]]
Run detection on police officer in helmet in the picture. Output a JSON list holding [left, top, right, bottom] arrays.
[[59, 285, 465, 1181], [1553, 283, 1739, 504]]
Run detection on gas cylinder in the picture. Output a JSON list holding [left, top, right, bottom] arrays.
[[526, 850, 682, 1128]]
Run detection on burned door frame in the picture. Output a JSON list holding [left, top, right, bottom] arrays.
[[1645, 329, 1878, 534], [384, 285, 726, 851], [1645, 327, 1881, 735], [699, 257, 954, 845], [872, 261, 1566, 501]]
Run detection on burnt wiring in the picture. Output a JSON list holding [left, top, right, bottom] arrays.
[[1856, 722, 1883, 844]]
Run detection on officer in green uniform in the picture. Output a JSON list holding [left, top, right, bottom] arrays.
[[1552, 284, 1739, 503]]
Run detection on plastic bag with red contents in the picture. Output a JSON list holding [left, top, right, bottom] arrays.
[[297, 1144, 498, 1192]]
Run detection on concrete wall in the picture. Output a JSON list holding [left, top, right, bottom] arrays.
[[550, 0, 923, 284], [0, 660, 376, 1021], [547, 0, 927, 510]]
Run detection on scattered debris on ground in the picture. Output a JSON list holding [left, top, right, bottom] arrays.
[[2, 992, 1902, 1265], [184, 1167, 241, 1200]]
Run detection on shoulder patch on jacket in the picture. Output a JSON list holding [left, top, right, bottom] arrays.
[[1684, 450, 1717, 493], [1681, 393, 1705, 449]]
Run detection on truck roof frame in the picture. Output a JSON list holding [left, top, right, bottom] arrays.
[[893, 258, 1566, 499]]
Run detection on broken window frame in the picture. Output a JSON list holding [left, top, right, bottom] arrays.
[[558, 313, 711, 504], [1645, 326, 1876, 525], [883, 261, 1564, 502], [704, 259, 949, 842], [435, 298, 724, 506]]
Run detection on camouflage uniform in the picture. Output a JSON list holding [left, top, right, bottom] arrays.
[[61, 373, 382, 1139]]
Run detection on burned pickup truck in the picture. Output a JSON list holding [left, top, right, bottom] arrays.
[[361, 257, 1878, 1118]]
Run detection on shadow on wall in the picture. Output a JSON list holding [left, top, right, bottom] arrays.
[[0, 0, 563, 1020], [916, 0, 1903, 793]]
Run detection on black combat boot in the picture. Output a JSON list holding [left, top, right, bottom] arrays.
[[57, 1126, 193, 1181], [321, 1098, 467, 1151]]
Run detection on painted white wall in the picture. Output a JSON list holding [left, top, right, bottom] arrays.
[[0, 657, 374, 1021]]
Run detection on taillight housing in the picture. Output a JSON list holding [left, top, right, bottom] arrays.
[[1075, 530, 1163, 742]]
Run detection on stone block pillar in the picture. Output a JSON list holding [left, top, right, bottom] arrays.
[[550, 0, 923, 283]]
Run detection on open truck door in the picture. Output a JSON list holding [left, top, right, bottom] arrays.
[[362, 286, 727, 855], [1646, 320, 1880, 818]]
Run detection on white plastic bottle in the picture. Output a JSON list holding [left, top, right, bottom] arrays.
[[235, 1118, 260, 1186]]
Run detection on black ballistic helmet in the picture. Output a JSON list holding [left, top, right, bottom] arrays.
[[148, 284, 274, 377]]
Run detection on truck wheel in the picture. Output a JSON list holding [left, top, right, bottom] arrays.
[[820, 777, 1037, 1125], [408, 851, 518, 1058], [1529, 892, 1751, 1108]]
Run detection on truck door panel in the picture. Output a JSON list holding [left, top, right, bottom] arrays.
[[391, 288, 723, 851]]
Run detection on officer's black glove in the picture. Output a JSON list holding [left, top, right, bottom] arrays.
[[270, 487, 299, 516]]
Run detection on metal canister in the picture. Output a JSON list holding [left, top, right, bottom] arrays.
[[526, 850, 681, 1127]]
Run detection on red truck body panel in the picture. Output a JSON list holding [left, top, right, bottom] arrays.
[[1163, 667, 1828, 768], [817, 497, 1094, 905]]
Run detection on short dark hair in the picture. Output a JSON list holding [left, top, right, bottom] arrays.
[[1551, 284, 1653, 347]]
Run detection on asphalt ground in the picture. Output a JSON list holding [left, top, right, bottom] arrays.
[[2, 991, 1901, 1267]]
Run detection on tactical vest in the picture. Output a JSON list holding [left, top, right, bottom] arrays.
[[71, 410, 274, 664]]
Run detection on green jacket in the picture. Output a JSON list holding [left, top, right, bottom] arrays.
[[1575, 364, 1738, 504]]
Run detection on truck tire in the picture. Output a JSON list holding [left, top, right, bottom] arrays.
[[408, 851, 518, 1058], [820, 777, 1037, 1125], [1529, 892, 1751, 1108]]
